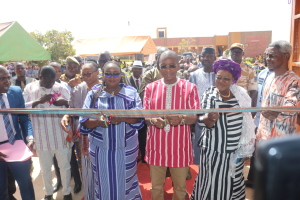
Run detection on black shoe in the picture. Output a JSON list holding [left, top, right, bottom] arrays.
[[43, 195, 53, 200], [63, 193, 72, 200], [9, 195, 17, 200], [73, 183, 82, 194], [53, 181, 62, 193]]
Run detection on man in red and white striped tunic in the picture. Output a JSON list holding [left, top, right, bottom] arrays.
[[143, 50, 200, 200]]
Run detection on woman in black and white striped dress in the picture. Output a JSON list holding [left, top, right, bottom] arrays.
[[191, 59, 255, 200]]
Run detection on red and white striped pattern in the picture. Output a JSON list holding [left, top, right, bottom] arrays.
[[143, 79, 200, 167]]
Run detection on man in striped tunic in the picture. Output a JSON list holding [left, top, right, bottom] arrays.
[[144, 50, 200, 200], [23, 66, 72, 200]]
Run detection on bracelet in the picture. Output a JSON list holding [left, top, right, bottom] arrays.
[[149, 118, 155, 125], [180, 115, 186, 125], [103, 120, 108, 128], [99, 116, 109, 128]]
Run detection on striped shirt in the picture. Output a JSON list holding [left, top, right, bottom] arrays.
[[199, 87, 243, 153], [144, 78, 200, 167], [23, 81, 70, 151]]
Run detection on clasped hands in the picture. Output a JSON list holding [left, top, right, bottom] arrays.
[[38, 94, 68, 106], [150, 116, 183, 129], [98, 116, 122, 128]]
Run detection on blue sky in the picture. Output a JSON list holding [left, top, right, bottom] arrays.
[[1, 0, 292, 42]]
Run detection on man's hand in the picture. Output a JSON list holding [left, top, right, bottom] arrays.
[[68, 77, 81, 88], [261, 110, 280, 120], [0, 152, 7, 161], [27, 141, 35, 151], [151, 117, 165, 129], [53, 98, 68, 107], [166, 115, 182, 126], [82, 135, 89, 157], [39, 94, 53, 104], [32, 94, 53, 108], [61, 115, 70, 132]]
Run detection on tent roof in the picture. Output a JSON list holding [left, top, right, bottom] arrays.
[[73, 36, 157, 57], [0, 21, 51, 61]]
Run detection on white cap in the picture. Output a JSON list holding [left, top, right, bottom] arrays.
[[132, 60, 143, 68]]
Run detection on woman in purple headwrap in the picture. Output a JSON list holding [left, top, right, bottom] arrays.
[[191, 59, 255, 200]]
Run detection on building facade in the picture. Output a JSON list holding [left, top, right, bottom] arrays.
[[152, 28, 272, 58]]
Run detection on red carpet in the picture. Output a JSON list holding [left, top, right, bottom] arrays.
[[137, 162, 199, 200]]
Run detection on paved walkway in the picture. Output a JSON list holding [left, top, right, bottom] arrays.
[[14, 157, 254, 200]]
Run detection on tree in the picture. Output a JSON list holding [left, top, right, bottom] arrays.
[[30, 30, 76, 63], [178, 38, 196, 54]]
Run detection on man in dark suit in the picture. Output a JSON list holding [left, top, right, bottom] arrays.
[[128, 60, 146, 162], [0, 66, 35, 200], [129, 60, 143, 92]]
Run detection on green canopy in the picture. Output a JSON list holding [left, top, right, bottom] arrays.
[[0, 21, 51, 61]]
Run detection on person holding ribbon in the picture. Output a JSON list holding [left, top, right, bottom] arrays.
[[190, 59, 256, 200], [79, 61, 144, 200], [143, 50, 200, 200]]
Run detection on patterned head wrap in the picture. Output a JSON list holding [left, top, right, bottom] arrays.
[[213, 59, 241, 83]]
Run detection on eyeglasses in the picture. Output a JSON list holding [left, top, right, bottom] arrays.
[[159, 64, 177, 69], [265, 54, 279, 59], [0, 76, 11, 82], [82, 70, 98, 77], [215, 77, 231, 83], [104, 73, 121, 78]]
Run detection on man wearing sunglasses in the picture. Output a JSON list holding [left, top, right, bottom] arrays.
[[144, 50, 200, 200], [139, 47, 169, 99], [189, 47, 216, 165]]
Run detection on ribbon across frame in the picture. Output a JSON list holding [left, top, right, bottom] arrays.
[[0, 106, 299, 119]]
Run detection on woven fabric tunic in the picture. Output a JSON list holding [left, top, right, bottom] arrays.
[[191, 86, 245, 200], [144, 78, 200, 167], [80, 83, 144, 200]]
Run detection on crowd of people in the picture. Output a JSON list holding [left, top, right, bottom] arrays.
[[0, 40, 299, 200]]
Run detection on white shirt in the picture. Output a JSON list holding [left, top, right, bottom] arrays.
[[254, 69, 273, 127], [0, 93, 17, 142], [23, 81, 70, 150]]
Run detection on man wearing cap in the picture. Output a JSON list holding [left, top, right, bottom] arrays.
[[189, 47, 216, 165], [129, 60, 143, 92], [128, 60, 146, 163], [73, 55, 84, 74], [60, 56, 81, 89], [56, 58, 83, 194], [230, 43, 258, 109]]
